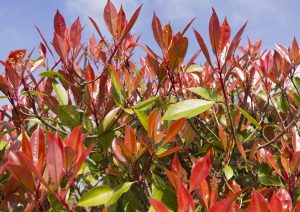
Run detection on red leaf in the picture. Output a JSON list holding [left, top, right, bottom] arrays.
[[194, 29, 213, 67], [104, 0, 117, 36], [88, 17, 107, 45], [291, 37, 299, 61], [236, 140, 247, 161], [177, 181, 195, 212], [292, 127, 300, 152], [295, 200, 300, 211], [6, 152, 36, 192], [30, 127, 45, 172], [164, 118, 186, 145], [164, 168, 180, 190], [52, 33, 67, 62], [182, 17, 196, 36], [148, 197, 169, 212], [208, 190, 242, 212], [225, 22, 247, 63], [46, 133, 64, 187], [148, 109, 159, 140], [219, 18, 231, 51], [209, 8, 221, 55], [270, 192, 282, 212], [116, 6, 127, 39], [54, 10, 66, 38], [162, 23, 173, 49], [119, 4, 142, 44], [22, 131, 32, 160], [171, 154, 187, 180], [66, 144, 94, 191], [124, 126, 137, 156], [189, 151, 211, 192], [152, 13, 165, 53], [169, 34, 188, 70], [112, 138, 127, 164], [276, 188, 292, 212], [70, 18, 83, 49], [266, 150, 282, 177], [85, 63, 96, 94], [199, 179, 210, 209], [251, 190, 269, 212]]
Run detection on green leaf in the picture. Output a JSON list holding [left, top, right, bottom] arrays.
[[132, 96, 160, 110], [276, 94, 289, 113], [294, 77, 300, 88], [109, 182, 134, 205], [39, 71, 66, 81], [187, 87, 222, 101], [52, 80, 68, 105], [258, 163, 283, 186], [236, 105, 261, 129], [162, 99, 214, 120], [292, 90, 300, 107], [78, 185, 114, 207], [224, 165, 234, 180], [134, 109, 148, 131], [57, 105, 80, 128], [98, 107, 120, 133], [0, 128, 15, 137], [110, 69, 125, 106], [184, 64, 203, 73]]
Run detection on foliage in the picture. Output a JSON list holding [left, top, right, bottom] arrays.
[[0, 0, 300, 211]]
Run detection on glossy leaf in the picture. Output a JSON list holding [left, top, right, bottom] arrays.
[[78, 185, 114, 207], [162, 99, 214, 120], [252, 190, 269, 212], [177, 181, 194, 212], [148, 197, 169, 212], [164, 118, 186, 145], [109, 182, 134, 205], [236, 105, 261, 129], [189, 151, 211, 192], [187, 87, 222, 102]]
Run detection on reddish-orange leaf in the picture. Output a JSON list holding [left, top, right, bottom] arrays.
[[276, 188, 292, 212], [189, 151, 211, 192], [236, 140, 247, 161], [164, 168, 180, 191], [46, 133, 64, 187], [194, 29, 213, 67], [266, 150, 282, 177], [124, 126, 137, 156], [270, 192, 282, 212], [171, 154, 187, 180], [251, 190, 269, 212], [208, 190, 242, 212], [157, 146, 183, 158], [169, 34, 188, 70], [225, 22, 247, 63], [54, 10, 66, 38], [291, 37, 299, 61], [116, 6, 126, 39], [119, 4, 142, 44], [148, 109, 159, 139], [103, 0, 117, 36], [199, 179, 210, 210], [148, 197, 169, 212], [22, 131, 32, 160], [70, 18, 83, 49], [177, 181, 195, 212], [30, 127, 45, 171], [112, 138, 128, 163], [85, 62, 96, 94], [66, 144, 94, 190], [164, 118, 186, 145], [218, 125, 227, 151], [162, 23, 173, 49], [52, 33, 67, 62], [294, 200, 300, 211], [219, 18, 231, 52], [152, 13, 165, 52], [6, 152, 36, 192], [209, 8, 221, 55]]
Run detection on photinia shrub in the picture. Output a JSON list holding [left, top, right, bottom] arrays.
[[0, 0, 300, 211]]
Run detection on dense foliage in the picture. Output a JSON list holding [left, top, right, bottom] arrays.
[[0, 0, 300, 211]]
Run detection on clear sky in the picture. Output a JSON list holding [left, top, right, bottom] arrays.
[[1, 0, 300, 62]]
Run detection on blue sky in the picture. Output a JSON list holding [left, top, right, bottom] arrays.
[[1, 0, 300, 62]]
